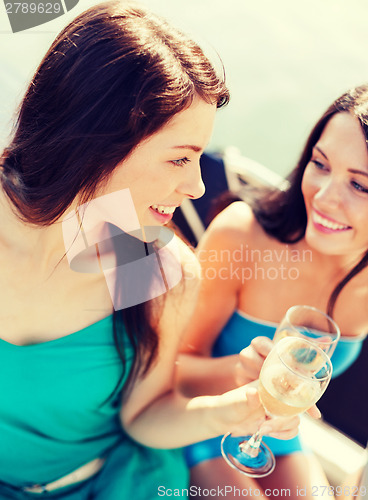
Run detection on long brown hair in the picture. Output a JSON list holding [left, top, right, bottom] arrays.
[[0, 1, 229, 395], [250, 84, 368, 318]]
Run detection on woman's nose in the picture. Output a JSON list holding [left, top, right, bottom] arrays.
[[314, 177, 343, 209], [178, 163, 206, 200]]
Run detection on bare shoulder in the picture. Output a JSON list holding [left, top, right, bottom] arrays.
[[201, 201, 267, 251], [211, 201, 254, 231]]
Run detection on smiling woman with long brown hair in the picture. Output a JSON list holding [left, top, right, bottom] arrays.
[[0, 2, 303, 498], [178, 84, 368, 499]]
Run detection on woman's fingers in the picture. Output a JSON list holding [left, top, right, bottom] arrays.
[[306, 405, 321, 419], [234, 337, 274, 386], [250, 336, 274, 357], [234, 360, 259, 386], [214, 384, 266, 436], [244, 386, 261, 410], [260, 415, 301, 440]]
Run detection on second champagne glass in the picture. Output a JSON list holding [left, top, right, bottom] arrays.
[[221, 336, 333, 477], [273, 305, 340, 358]]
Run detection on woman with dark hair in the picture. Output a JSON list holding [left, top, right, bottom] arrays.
[[0, 2, 303, 498], [178, 85, 368, 498]]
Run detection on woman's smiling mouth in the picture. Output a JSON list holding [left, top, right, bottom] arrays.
[[312, 209, 352, 233], [150, 204, 177, 215], [149, 204, 179, 224]]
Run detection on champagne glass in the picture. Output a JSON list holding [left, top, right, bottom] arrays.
[[221, 336, 333, 477], [273, 305, 340, 358]]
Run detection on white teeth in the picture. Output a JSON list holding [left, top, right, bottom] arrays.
[[151, 204, 176, 215], [314, 213, 350, 230]]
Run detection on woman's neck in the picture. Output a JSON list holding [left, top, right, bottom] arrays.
[[300, 238, 366, 280], [0, 190, 67, 271]]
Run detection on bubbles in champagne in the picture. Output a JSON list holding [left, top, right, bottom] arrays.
[[259, 365, 321, 416]]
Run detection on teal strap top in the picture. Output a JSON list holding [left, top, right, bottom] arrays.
[[0, 316, 130, 486], [213, 310, 366, 378]]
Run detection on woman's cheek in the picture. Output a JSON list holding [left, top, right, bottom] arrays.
[[301, 167, 320, 202]]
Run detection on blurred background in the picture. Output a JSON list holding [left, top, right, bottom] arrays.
[[0, 0, 367, 446], [2, 0, 368, 175]]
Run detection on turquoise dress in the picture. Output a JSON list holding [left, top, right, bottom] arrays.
[[0, 315, 188, 499], [185, 310, 366, 468]]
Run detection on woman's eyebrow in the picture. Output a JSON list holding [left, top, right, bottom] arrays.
[[314, 145, 328, 159], [348, 168, 368, 178], [314, 145, 368, 177], [171, 144, 202, 152]]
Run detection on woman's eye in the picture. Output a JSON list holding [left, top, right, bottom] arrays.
[[171, 157, 190, 167], [351, 180, 368, 194], [311, 159, 327, 171]]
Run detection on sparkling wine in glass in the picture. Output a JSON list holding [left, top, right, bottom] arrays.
[[273, 305, 340, 358], [221, 336, 333, 477]]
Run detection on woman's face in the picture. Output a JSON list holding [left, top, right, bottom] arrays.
[[101, 97, 216, 227], [302, 112, 368, 260]]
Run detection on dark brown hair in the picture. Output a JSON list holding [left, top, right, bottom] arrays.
[[250, 84, 368, 318], [0, 1, 229, 395]]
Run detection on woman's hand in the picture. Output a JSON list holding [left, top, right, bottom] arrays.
[[210, 383, 300, 440], [258, 415, 301, 440], [234, 336, 274, 386], [209, 384, 301, 442], [208, 385, 265, 437]]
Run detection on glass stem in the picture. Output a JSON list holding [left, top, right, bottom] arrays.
[[239, 430, 263, 458]]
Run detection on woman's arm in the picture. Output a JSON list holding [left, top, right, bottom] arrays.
[[177, 201, 266, 396], [120, 233, 301, 448], [119, 235, 260, 445]]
